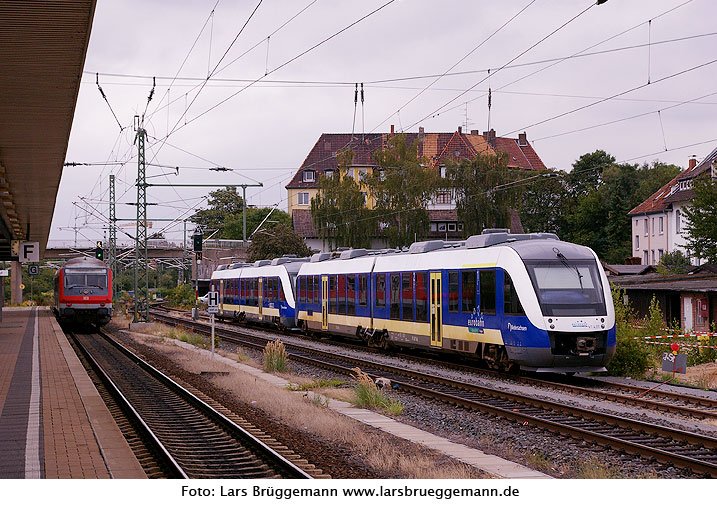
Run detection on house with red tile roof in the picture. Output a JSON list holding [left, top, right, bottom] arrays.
[[286, 126, 547, 251], [628, 147, 717, 266]]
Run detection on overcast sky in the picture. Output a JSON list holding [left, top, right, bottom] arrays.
[[52, 0, 717, 246]]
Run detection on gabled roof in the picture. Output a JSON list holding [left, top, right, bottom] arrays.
[[602, 263, 656, 276], [629, 146, 717, 216], [286, 129, 546, 189]]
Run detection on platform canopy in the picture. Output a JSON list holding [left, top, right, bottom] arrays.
[[0, 0, 96, 260]]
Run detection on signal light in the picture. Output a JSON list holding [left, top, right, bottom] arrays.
[[193, 233, 203, 252], [95, 245, 104, 260]]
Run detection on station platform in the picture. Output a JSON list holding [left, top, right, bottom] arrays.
[[0, 307, 145, 479]]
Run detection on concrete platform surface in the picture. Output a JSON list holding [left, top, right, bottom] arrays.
[[0, 307, 145, 479]]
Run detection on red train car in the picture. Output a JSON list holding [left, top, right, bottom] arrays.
[[53, 257, 112, 326]]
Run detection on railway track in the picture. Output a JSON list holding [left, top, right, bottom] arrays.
[[67, 327, 315, 479], [158, 307, 717, 420], [150, 310, 717, 477]]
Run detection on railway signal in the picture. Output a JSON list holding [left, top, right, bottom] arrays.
[[95, 241, 104, 260]]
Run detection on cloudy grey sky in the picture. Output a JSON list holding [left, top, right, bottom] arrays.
[[52, 0, 717, 246]]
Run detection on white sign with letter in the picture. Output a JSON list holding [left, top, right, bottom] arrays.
[[19, 242, 40, 262]]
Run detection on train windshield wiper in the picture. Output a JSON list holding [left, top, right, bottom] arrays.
[[553, 247, 584, 289]]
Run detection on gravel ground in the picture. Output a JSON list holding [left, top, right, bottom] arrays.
[[146, 315, 715, 478], [109, 323, 487, 479]]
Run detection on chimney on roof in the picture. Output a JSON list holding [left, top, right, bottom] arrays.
[[390, 124, 395, 135], [483, 129, 496, 148], [470, 129, 479, 135], [518, 132, 528, 146], [457, 126, 462, 134], [688, 155, 697, 170], [418, 126, 425, 141]]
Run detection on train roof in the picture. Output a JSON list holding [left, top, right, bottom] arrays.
[[61, 256, 109, 269], [297, 230, 598, 275]]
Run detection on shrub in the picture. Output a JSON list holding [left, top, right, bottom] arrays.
[[606, 286, 651, 377], [167, 283, 196, 308], [351, 367, 404, 415], [263, 339, 288, 372]]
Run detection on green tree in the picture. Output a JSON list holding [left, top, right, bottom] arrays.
[[566, 149, 615, 198], [519, 170, 570, 235], [561, 156, 680, 263], [311, 149, 376, 250], [682, 175, 717, 263], [189, 186, 245, 236], [247, 224, 313, 262], [656, 250, 692, 274], [447, 152, 527, 236], [366, 134, 439, 247]]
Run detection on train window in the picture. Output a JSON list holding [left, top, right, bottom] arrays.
[[448, 271, 459, 313], [390, 273, 400, 320], [376, 274, 386, 309], [303, 276, 310, 303], [329, 275, 337, 314], [461, 270, 477, 313], [479, 270, 496, 315], [338, 274, 346, 314], [312, 276, 319, 304], [347, 275, 356, 316], [86, 274, 106, 289], [503, 272, 525, 316], [299, 276, 305, 304], [415, 273, 428, 322], [359, 274, 368, 307], [402, 273, 414, 321], [280, 278, 285, 302]]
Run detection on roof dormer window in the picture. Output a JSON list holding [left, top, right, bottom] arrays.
[[303, 170, 315, 183]]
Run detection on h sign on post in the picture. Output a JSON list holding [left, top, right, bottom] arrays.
[[207, 291, 219, 314], [19, 242, 40, 263]]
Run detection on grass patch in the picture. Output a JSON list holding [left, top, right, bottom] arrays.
[[235, 348, 251, 363], [263, 339, 288, 372], [351, 368, 404, 416], [162, 326, 208, 348], [526, 450, 554, 473], [286, 379, 347, 391], [309, 393, 330, 408], [577, 457, 621, 478]]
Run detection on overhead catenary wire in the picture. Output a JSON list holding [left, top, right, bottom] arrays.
[[370, 0, 537, 133], [146, 0, 399, 154], [95, 73, 125, 131], [532, 90, 717, 142], [503, 56, 717, 136], [402, 0, 600, 133], [415, 0, 698, 127]]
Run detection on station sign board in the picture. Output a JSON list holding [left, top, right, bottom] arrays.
[[19, 242, 40, 262], [207, 291, 220, 314]]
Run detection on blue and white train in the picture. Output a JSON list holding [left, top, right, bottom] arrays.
[[210, 230, 616, 373]]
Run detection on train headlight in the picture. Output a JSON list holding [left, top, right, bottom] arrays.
[[66, 302, 71, 307]]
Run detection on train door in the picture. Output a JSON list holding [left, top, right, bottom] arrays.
[[321, 275, 328, 330], [219, 280, 224, 311], [429, 271, 443, 347], [258, 278, 263, 316]]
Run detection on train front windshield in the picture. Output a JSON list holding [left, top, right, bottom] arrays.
[[524, 260, 606, 317], [65, 268, 108, 289]]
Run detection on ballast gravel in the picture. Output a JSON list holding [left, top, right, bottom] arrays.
[[159, 316, 714, 478]]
